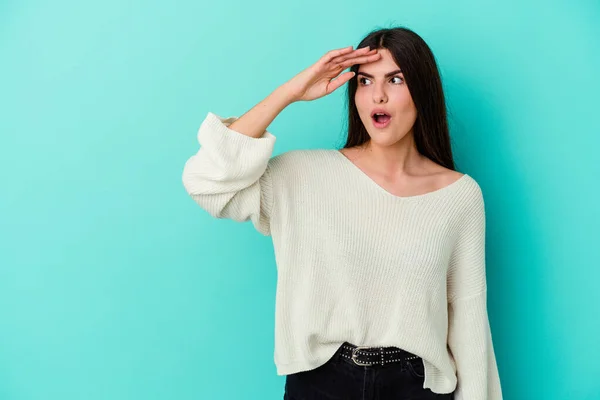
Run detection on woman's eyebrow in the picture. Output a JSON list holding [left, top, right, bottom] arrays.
[[357, 69, 402, 78]]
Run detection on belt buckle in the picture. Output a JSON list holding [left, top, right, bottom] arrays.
[[351, 346, 373, 366]]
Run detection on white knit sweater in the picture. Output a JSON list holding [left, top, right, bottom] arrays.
[[182, 112, 503, 399]]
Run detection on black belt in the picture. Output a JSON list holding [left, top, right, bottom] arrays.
[[338, 342, 421, 367]]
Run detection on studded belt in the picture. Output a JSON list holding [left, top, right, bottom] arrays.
[[339, 342, 421, 367]]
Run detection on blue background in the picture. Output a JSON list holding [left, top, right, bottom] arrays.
[[1, 0, 599, 399]]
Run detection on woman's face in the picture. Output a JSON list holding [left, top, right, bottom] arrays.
[[355, 48, 417, 146]]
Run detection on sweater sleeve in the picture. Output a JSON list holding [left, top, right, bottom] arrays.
[[446, 184, 503, 400], [181, 111, 277, 236]]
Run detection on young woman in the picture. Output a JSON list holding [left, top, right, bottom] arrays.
[[182, 26, 503, 400]]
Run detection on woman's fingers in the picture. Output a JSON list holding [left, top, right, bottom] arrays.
[[289, 45, 379, 101], [332, 52, 377, 67], [329, 46, 375, 65], [321, 46, 355, 63], [327, 70, 355, 94], [338, 52, 380, 68]]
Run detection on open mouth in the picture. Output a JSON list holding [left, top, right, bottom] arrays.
[[371, 112, 392, 128]]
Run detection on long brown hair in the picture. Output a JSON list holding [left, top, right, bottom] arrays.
[[342, 26, 456, 171]]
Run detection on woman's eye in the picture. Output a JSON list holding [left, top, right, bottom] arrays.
[[358, 76, 403, 85]]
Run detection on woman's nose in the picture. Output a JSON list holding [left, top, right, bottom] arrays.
[[372, 85, 387, 103]]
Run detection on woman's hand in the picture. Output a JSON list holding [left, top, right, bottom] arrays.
[[283, 45, 380, 102]]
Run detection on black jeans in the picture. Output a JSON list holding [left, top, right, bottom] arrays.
[[284, 342, 454, 400]]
